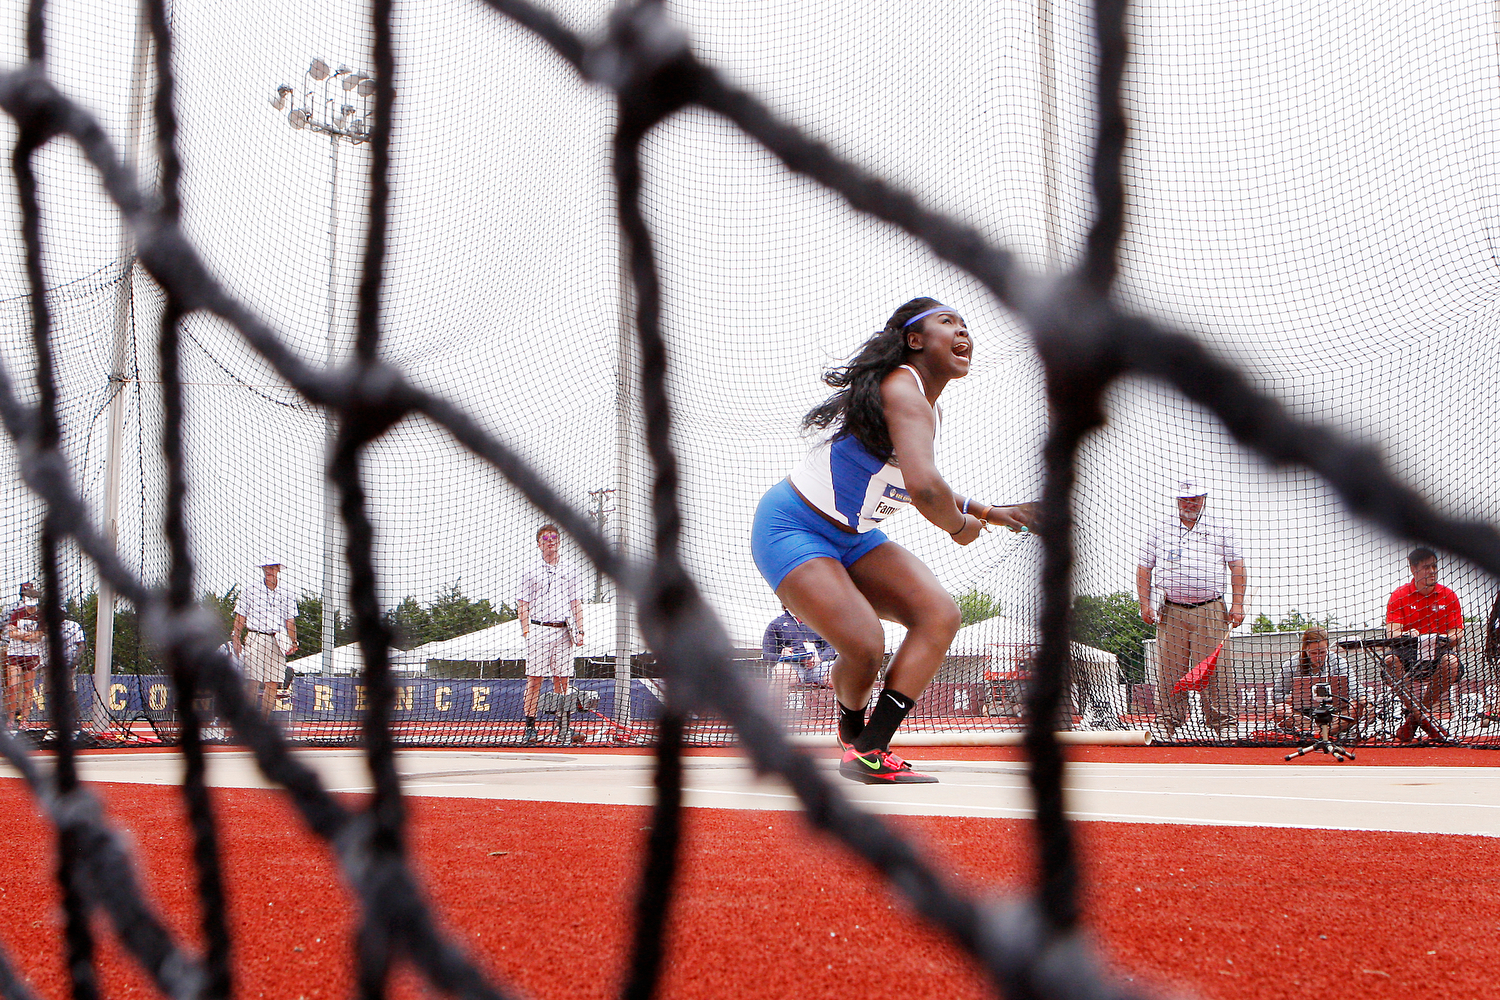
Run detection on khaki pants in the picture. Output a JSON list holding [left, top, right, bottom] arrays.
[[1155, 599, 1235, 728]]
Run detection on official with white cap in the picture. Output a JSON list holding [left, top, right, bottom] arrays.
[[231, 557, 299, 720], [1135, 477, 1247, 736]]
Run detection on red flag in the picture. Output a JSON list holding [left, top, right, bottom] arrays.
[[1173, 640, 1225, 694]]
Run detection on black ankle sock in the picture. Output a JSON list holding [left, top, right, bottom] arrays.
[[837, 702, 866, 746], [852, 688, 915, 753]]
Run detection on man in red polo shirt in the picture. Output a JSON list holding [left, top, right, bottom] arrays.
[[1384, 548, 1464, 742]]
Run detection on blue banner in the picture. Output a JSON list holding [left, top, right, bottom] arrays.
[[21, 675, 664, 723]]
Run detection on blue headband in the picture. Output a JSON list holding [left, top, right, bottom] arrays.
[[903, 304, 957, 328]]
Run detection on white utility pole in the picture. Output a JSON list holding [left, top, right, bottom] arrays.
[[1038, 0, 1063, 269], [611, 242, 638, 729], [94, 0, 154, 728]]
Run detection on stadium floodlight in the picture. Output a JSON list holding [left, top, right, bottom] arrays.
[[269, 57, 378, 665], [280, 63, 373, 145]]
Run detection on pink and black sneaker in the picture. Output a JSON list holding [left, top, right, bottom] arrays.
[[837, 747, 938, 784]]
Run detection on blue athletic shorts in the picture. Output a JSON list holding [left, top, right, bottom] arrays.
[[751, 479, 889, 591]]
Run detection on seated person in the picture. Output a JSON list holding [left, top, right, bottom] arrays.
[[762, 605, 835, 687], [1383, 547, 1464, 742], [1271, 625, 1369, 737]]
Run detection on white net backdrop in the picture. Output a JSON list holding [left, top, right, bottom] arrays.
[[0, 0, 1497, 739]]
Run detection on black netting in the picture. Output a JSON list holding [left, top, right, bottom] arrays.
[[3, 0, 1500, 997]]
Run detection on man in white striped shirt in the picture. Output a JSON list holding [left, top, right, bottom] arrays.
[[1136, 479, 1247, 735], [517, 524, 584, 744], [232, 559, 299, 719]]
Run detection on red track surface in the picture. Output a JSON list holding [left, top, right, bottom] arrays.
[[1, 766, 1497, 1000]]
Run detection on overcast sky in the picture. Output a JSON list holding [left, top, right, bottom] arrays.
[[0, 0, 1498, 649]]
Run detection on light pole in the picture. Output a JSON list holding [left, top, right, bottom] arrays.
[[270, 59, 376, 669], [586, 488, 615, 603], [93, 0, 154, 731]]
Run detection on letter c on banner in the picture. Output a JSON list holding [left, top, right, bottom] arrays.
[[109, 684, 127, 711]]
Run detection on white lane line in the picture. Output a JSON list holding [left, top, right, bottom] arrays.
[[1057, 811, 1499, 834], [327, 782, 490, 792], [404, 782, 486, 789], [935, 780, 1499, 810], [1077, 789, 1497, 810], [680, 780, 1494, 811], [674, 788, 1498, 833]]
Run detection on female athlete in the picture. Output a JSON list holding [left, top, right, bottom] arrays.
[[751, 297, 1035, 783]]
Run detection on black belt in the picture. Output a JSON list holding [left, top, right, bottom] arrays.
[[534, 621, 568, 628], [248, 629, 278, 635], [1165, 596, 1221, 609]]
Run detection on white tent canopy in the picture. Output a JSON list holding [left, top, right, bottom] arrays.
[[295, 605, 1116, 676], [799, 612, 1115, 663], [290, 603, 637, 675], [933, 614, 1120, 695], [289, 642, 369, 676], [291, 598, 788, 675], [703, 598, 785, 652], [403, 602, 635, 664], [944, 614, 1116, 665], [402, 599, 785, 662]]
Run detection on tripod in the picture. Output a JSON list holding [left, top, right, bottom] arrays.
[[1284, 698, 1356, 762], [1373, 640, 1450, 742], [1338, 635, 1451, 742]]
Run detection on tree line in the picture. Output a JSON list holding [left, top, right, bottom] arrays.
[[58, 581, 514, 674], [64, 580, 1157, 680]]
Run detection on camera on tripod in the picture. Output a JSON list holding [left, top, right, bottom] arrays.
[[1308, 681, 1335, 726], [1284, 678, 1356, 761]]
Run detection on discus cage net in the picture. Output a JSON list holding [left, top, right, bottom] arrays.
[[3, 0, 1500, 751], [5, 0, 1500, 753], [2, 0, 1500, 993]]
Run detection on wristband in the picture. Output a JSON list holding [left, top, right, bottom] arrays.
[[962, 497, 971, 515]]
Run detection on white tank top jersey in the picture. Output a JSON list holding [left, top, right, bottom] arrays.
[[789, 364, 943, 532]]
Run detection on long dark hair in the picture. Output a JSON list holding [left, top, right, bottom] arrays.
[[1298, 625, 1329, 672], [801, 297, 940, 461]]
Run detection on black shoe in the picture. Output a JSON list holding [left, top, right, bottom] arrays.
[[523, 725, 539, 745]]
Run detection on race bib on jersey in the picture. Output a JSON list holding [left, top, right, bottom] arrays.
[[871, 483, 911, 521]]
